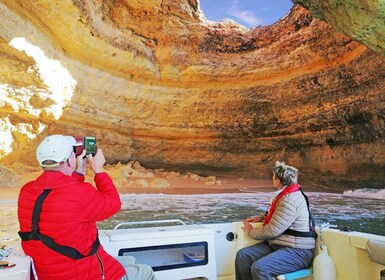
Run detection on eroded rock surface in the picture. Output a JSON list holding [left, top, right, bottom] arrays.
[[0, 1, 385, 188]]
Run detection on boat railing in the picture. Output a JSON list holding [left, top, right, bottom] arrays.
[[113, 219, 187, 230]]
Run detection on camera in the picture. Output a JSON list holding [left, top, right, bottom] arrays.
[[74, 136, 97, 157]]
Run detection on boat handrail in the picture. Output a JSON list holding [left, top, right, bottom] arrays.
[[113, 219, 187, 230]]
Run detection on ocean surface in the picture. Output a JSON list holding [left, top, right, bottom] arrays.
[[98, 188, 385, 236]]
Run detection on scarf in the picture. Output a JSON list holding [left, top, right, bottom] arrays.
[[263, 183, 301, 226]]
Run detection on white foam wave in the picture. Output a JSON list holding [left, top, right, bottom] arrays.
[[116, 191, 385, 223], [98, 191, 385, 235], [343, 188, 385, 200]]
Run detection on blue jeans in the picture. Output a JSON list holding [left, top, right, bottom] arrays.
[[235, 242, 314, 280]]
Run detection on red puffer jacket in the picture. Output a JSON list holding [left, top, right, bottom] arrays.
[[18, 171, 126, 280]]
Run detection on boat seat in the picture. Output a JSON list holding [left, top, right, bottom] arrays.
[[276, 267, 313, 280], [366, 239, 385, 266]]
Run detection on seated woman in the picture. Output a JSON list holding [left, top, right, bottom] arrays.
[[235, 160, 316, 280]]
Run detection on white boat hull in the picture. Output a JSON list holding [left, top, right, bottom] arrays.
[[99, 221, 385, 280], [2, 221, 384, 280]]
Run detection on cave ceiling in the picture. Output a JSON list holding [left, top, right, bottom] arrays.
[[0, 0, 385, 188]]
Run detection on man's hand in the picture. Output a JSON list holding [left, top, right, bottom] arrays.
[[75, 150, 87, 175], [87, 148, 105, 174]]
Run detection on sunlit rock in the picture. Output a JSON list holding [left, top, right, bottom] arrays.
[[0, 165, 21, 187], [0, 1, 385, 188]]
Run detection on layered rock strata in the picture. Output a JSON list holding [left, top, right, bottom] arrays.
[[0, 0, 385, 188]]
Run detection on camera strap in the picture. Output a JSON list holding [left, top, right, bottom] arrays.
[[18, 189, 100, 259]]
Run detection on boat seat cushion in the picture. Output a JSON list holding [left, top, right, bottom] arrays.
[[276, 267, 313, 280], [366, 239, 385, 266]]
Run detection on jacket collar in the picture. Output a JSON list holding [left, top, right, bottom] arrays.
[[30, 171, 78, 190]]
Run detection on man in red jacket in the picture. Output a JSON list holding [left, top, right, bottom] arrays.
[[18, 134, 155, 280]]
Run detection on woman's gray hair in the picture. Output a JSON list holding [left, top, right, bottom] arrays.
[[273, 160, 298, 186]]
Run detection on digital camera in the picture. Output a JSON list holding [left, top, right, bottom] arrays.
[[74, 136, 97, 157]]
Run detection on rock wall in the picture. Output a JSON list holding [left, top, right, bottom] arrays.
[[293, 0, 385, 56], [0, 0, 385, 188]]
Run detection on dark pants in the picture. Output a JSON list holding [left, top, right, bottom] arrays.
[[235, 242, 313, 280]]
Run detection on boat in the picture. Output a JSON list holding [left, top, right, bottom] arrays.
[[1, 219, 385, 280]]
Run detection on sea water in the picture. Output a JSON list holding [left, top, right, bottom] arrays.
[[98, 188, 385, 236]]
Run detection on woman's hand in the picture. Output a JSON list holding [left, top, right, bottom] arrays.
[[242, 221, 253, 234], [243, 216, 261, 223]]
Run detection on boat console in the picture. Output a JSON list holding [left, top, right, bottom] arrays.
[[99, 220, 217, 280]]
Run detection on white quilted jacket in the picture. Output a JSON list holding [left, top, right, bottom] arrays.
[[249, 189, 316, 249]]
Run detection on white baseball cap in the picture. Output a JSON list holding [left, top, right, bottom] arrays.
[[36, 134, 76, 167]]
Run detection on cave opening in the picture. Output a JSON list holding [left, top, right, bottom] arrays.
[[199, 0, 294, 28]]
